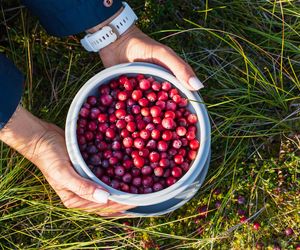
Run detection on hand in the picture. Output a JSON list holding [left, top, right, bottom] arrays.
[[0, 107, 134, 216], [98, 25, 204, 91]]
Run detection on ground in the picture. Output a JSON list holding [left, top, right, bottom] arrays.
[[0, 0, 299, 249]]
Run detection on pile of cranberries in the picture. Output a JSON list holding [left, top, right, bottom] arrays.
[[76, 74, 200, 194]]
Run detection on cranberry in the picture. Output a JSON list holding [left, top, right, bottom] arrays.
[[138, 98, 149, 107], [159, 158, 170, 167], [122, 173, 133, 183], [111, 179, 120, 189], [188, 150, 197, 160], [151, 81, 161, 91], [146, 92, 157, 102], [133, 156, 144, 168], [115, 166, 125, 176], [149, 151, 160, 162], [100, 94, 113, 106], [153, 183, 164, 192], [123, 159, 133, 169], [126, 121, 136, 132], [154, 167, 164, 177], [132, 177, 142, 187], [162, 118, 175, 130], [117, 91, 129, 101], [141, 107, 150, 117], [120, 183, 130, 192], [132, 90, 143, 101], [172, 94, 182, 103], [187, 114, 198, 124], [150, 106, 161, 117], [171, 167, 182, 178], [174, 154, 184, 164], [142, 176, 153, 187], [123, 137, 133, 148], [285, 227, 294, 236], [140, 129, 151, 140], [157, 91, 168, 101], [134, 138, 145, 149], [87, 96, 97, 106], [131, 105, 141, 114], [131, 167, 141, 177], [161, 131, 173, 141], [164, 111, 176, 119], [157, 141, 168, 152], [115, 109, 126, 119], [166, 177, 177, 186], [116, 119, 126, 129], [105, 128, 116, 139], [151, 129, 161, 140], [253, 222, 260, 230], [79, 107, 90, 118], [124, 80, 134, 90], [176, 126, 187, 136], [141, 166, 153, 175], [162, 81, 171, 91], [120, 129, 130, 138], [172, 139, 182, 149], [145, 123, 155, 131], [190, 139, 200, 150], [139, 79, 151, 90], [84, 131, 94, 141], [240, 216, 247, 223], [186, 130, 196, 140]]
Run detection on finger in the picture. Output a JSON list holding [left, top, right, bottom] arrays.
[[61, 167, 134, 211], [60, 190, 134, 215], [152, 46, 204, 91]]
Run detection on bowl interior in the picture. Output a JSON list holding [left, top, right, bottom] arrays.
[[65, 63, 211, 206]]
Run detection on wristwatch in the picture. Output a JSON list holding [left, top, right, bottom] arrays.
[[80, 2, 138, 52]]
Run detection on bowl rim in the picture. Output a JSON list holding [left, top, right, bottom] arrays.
[[65, 62, 211, 206]]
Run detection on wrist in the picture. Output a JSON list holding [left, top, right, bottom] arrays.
[[0, 106, 50, 165]]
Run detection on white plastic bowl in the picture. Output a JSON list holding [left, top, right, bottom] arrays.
[[65, 62, 211, 206]]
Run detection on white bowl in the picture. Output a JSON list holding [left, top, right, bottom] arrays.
[[65, 62, 211, 206]]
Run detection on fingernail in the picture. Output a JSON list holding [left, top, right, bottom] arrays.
[[93, 189, 110, 204], [188, 77, 204, 90]]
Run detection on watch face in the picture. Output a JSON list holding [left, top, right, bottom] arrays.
[[103, 0, 113, 7]]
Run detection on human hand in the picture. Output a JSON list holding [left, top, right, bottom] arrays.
[[0, 107, 134, 216], [99, 25, 204, 91]]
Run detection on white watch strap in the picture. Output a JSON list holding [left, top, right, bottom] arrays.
[[81, 2, 138, 52]]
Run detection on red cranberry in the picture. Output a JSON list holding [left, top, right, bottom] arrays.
[[150, 106, 161, 117], [157, 141, 168, 152], [164, 111, 176, 119], [131, 167, 141, 177], [166, 177, 177, 186], [123, 159, 133, 169], [145, 123, 155, 131], [132, 90, 143, 101], [159, 158, 170, 167], [156, 100, 166, 109], [149, 151, 160, 162], [186, 130, 196, 140], [285, 227, 294, 236], [172, 139, 182, 149], [124, 79, 134, 90], [176, 126, 187, 137], [188, 150, 197, 160], [138, 98, 149, 107], [134, 138, 145, 149], [87, 96, 97, 106], [115, 101, 126, 110], [126, 121, 136, 132], [111, 179, 120, 189], [120, 129, 130, 138], [172, 94, 182, 103], [137, 120, 146, 130], [162, 118, 175, 130], [123, 137, 133, 148], [162, 131, 173, 141], [119, 75, 128, 84], [166, 100, 177, 111], [84, 131, 94, 141], [146, 92, 157, 102], [140, 129, 151, 140], [157, 91, 168, 101], [190, 139, 200, 150], [120, 183, 130, 192], [171, 167, 182, 178], [116, 119, 126, 129], [109, 157, 118, 165], [162, 81, 171, 91], [253, 222, 260, 230], [139, 79, 151, 90], [154, 167, 164, 177], [141, 107, 150, 117], [105, 128, 116, 139], [151, 129, 161, 140], [131, 105, 141, 114], [117, 91, 129, 101], [187, 114, 198, 124], [144, 187, 153, 194], [174, 154, 184, 164], [133, 156, 144, 168], [115, 109, 126, 119], [240, 216, 247, 223]]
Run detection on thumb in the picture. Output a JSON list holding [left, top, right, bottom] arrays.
[[152, 46, 204, 91], [65, 170, 110, 204]]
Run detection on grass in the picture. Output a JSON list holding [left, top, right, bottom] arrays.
[[0, 0, 299, 249]]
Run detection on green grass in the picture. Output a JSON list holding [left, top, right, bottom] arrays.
[[0, 0, 299, 249]]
